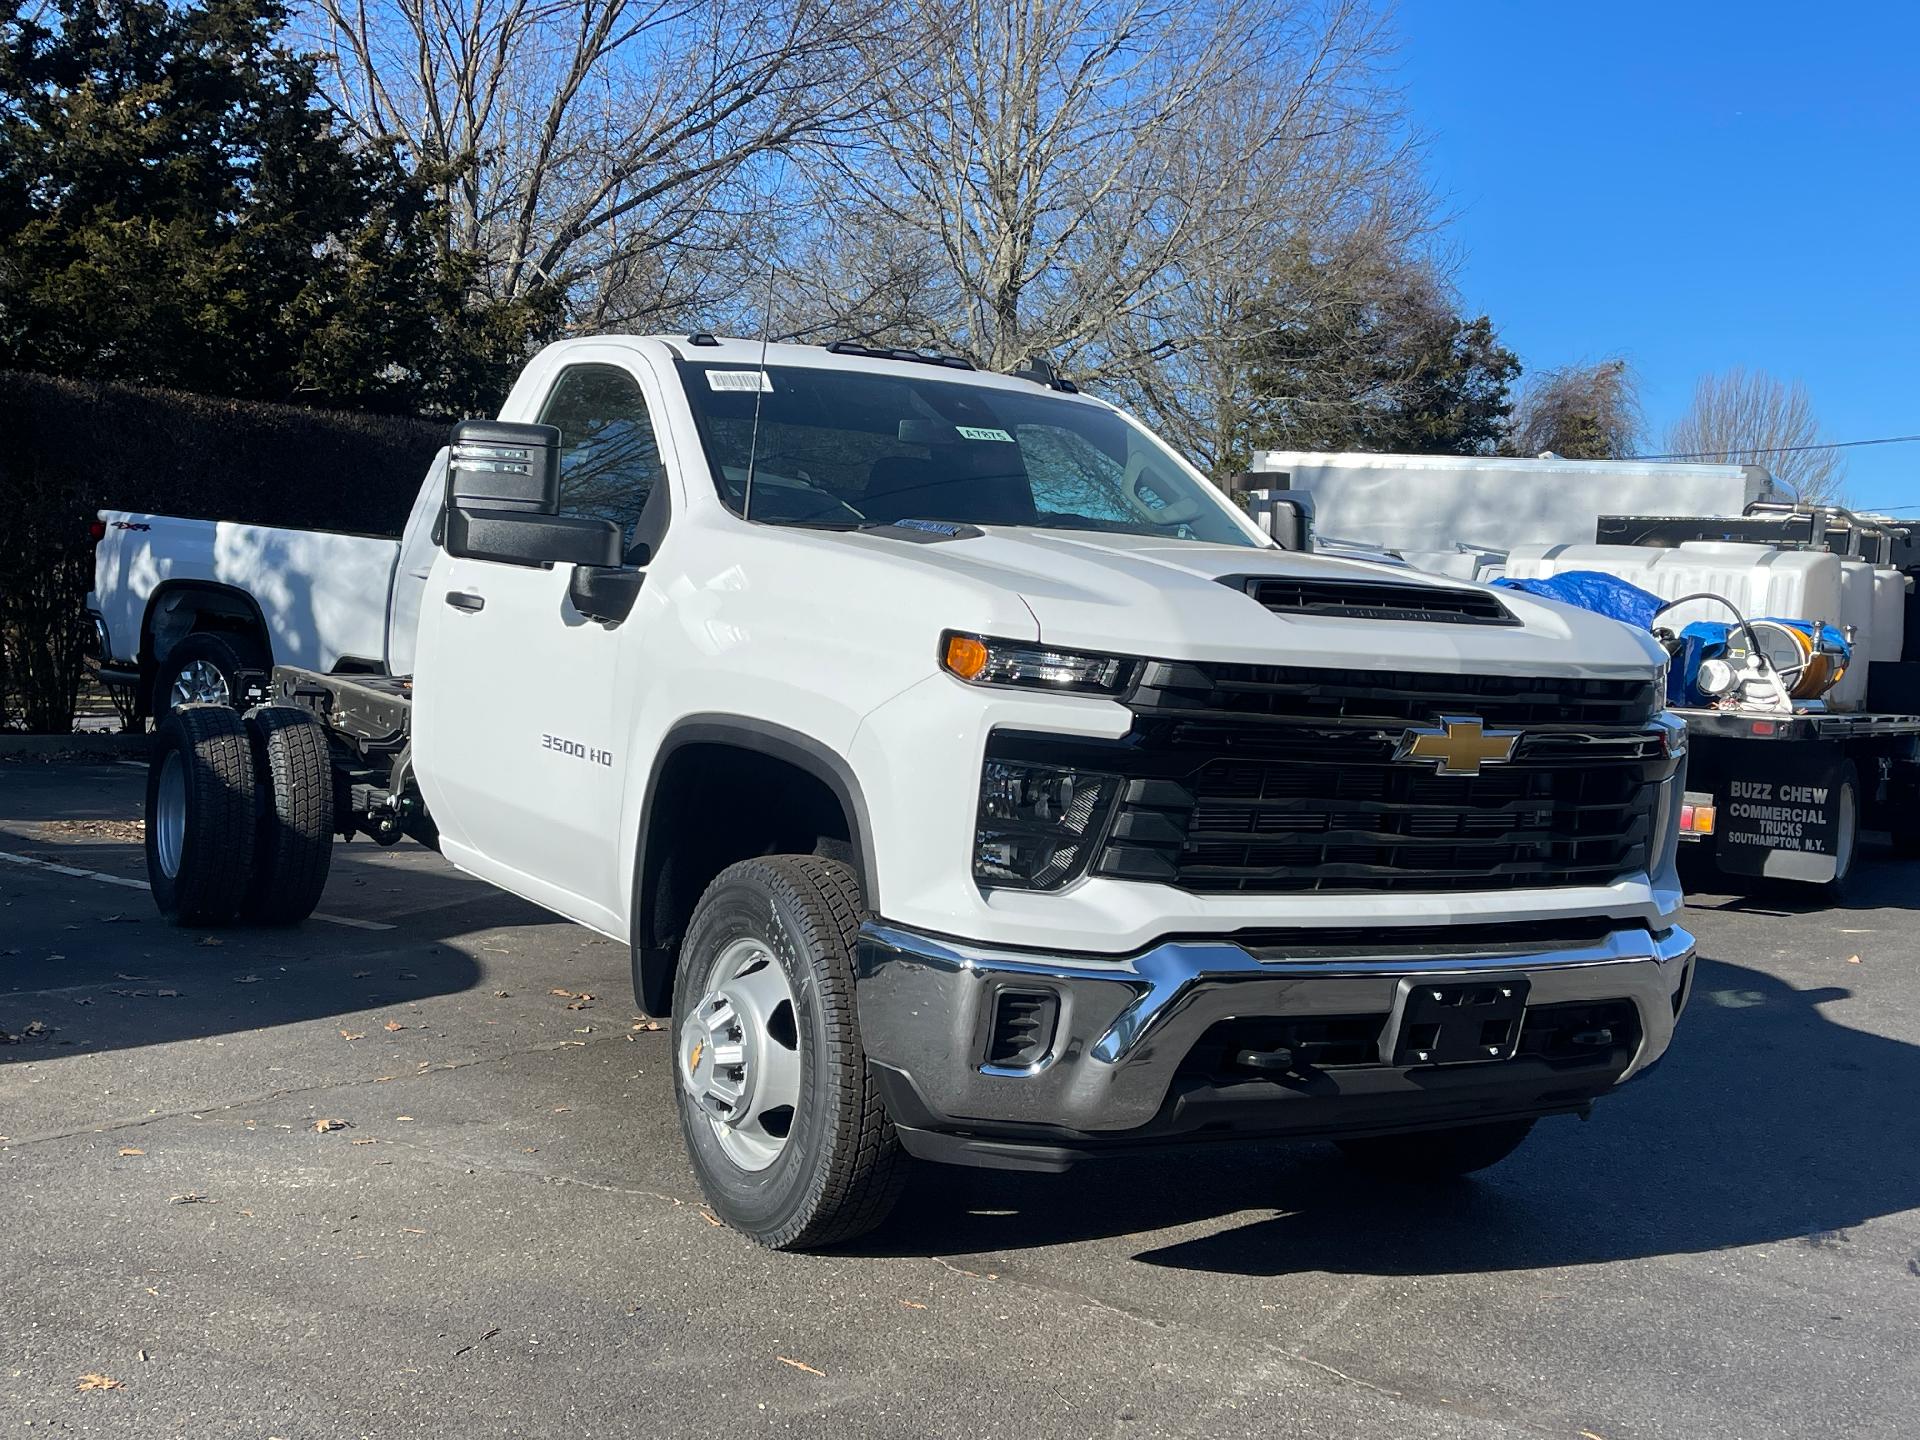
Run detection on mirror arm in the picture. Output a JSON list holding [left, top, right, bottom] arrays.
[[569, 563, 646, 626]]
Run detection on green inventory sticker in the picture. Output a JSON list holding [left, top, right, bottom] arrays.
[[955, 425, 1014, 442]]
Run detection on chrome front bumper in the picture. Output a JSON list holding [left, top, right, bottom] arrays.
[[855, 921, 1696, 1147]]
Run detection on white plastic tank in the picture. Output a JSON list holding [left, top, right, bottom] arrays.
[[1872, 568, 1909, 662], [1832, 560, 1877, 709], [1502, 542, 1844, 637]]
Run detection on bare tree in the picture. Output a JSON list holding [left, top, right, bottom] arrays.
[[1510, 358, 1642, 460], [303, 0, 905, 326], [792, 0, 1424, 403], [1663, 367, 1846, 503]]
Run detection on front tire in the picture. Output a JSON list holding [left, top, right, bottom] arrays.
[[146, 704, 257, 925], [1335, 1118, 1537, 1179], [671, 855, 905, 1249]]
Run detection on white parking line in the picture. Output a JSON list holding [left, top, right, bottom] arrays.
[[0, 848, 395, 929]]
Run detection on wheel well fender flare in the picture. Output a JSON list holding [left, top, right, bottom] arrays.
[[142, 580, 273, 668], [628, 714, 878, 1016]]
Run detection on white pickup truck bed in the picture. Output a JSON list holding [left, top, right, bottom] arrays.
[[88, 453, 447, 702]]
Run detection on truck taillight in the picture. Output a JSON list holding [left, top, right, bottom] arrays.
[[88, 519, 107, 544]]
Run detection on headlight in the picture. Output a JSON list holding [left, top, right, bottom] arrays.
[[975, 760, 1119, 890], [942, 632, 1134, 694]]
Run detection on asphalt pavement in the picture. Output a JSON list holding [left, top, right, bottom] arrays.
[[2, 760, 1916, 1439]]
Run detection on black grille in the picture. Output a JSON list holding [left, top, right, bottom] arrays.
[[1086, 660, 1670, 895], [1134, 660, 1660, 732], [1221, 917, 1637, 960], [1238, 577, 1515, 626]]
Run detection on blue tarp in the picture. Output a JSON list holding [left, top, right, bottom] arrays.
[[1492, 570, 1667, 630]]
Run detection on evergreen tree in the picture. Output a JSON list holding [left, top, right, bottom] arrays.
[[1245, 258, 1519, 457], [0, 0, 554, 414]]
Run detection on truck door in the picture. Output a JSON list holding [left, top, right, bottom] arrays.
[[414, 352, 671, 928]]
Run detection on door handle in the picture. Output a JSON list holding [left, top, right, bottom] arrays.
[[444, 591, 486, 612]]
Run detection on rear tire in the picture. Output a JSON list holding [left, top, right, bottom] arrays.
[[153, 632, 263, 714], [146, 704, 257, 925], [671, 855, 905, 1249], [242, 705, 335, 924], [1335, 1118, 1537, 1179]]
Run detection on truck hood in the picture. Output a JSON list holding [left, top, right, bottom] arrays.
[[845, 526, 1666, 679]]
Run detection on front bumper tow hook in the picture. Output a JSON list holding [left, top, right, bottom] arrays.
[[1235, 1047, 1296, 1075]]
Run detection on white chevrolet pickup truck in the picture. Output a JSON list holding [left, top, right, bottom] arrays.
[[92, 335, 1696, 1248]]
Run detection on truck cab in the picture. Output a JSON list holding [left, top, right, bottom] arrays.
[[130, 335, 1696, 1248]]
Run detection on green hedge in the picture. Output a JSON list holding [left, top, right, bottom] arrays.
[[0, 371, 449, 731]]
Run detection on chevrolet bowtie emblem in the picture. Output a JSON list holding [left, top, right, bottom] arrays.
[[1397, 716, 1520, 776]]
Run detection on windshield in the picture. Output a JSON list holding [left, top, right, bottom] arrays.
[[674, 360, 1259, 547]]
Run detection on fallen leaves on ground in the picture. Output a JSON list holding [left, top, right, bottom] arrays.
[[549, 988, 575, 997], [75, 1373, 123, 1392], [900, 1300, 927, 1310], [1847, 954, 1862, 964], [167, 1192, 209, 1205], [38, 819, 144, 843], [118, 1148, 144, 1157], [313, 1118, 350, 1133], [698, 1209, 721, 1227], [383, 1020, 407, 1032], [453, 1326, 501, 1357], [0, 1019, 54, 1044], [197, 937, 223, 948], [234, 973, 260, 983], [339, 1030, 364, 1041], [776, 1356, 826, 1377], [631, 1018, 661, 1031], [492, 990, 510, 998]]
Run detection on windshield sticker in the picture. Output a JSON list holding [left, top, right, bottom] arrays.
[[955, 425, 1014, 442], [706, 370, 774, 393]]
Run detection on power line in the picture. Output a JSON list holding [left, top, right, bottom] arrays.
[[1634, 433, 1920, 461]]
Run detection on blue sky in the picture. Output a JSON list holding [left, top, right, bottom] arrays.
[[1395, 1, 1920, 514]]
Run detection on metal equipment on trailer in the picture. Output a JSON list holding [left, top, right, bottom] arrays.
[[1245, 450, 1920, 897], [1591, 504, 1920, 893]]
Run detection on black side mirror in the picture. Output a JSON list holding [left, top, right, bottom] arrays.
[[447, 507, 621, 568], [443, 419, 621, 568], [569, 563, 646, 626], [447, 420, 561, 511]]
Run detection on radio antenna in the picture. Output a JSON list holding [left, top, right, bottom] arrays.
[[741, 264, 778, 523]]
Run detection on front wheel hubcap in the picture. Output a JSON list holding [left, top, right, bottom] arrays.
[[681, 938, 801, 1171]]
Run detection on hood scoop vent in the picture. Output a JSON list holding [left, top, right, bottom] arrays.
[[1233, 576, 1517, 627]]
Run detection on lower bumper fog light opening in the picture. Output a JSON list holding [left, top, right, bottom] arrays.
[[985, 988, 1060, 1070]]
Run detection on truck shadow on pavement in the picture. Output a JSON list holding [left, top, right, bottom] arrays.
[[1685, 841, 1920, 914], [0, 838, 559, 1060], [866, 950, 1920, 1274]]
